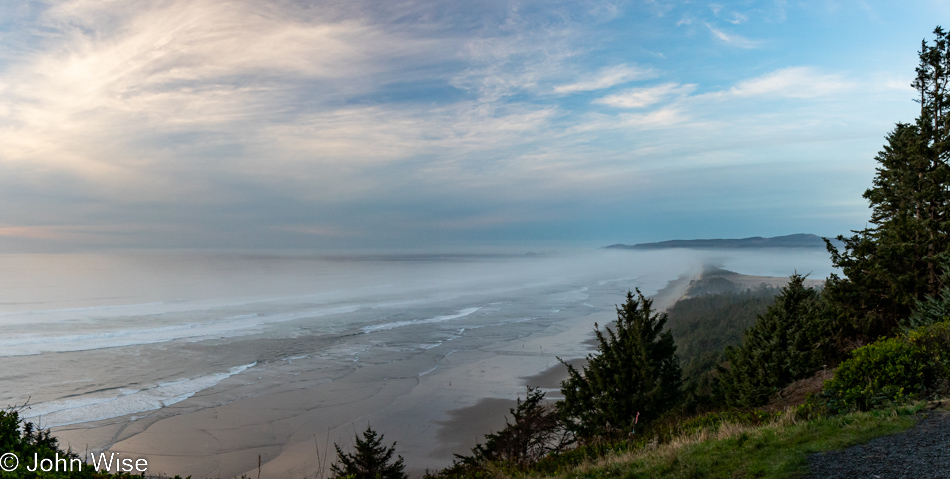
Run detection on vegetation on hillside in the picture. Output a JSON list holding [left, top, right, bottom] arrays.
[[525, 401, 927, 479], [714, 275, 833, 409], [665, 285, 778, 406]]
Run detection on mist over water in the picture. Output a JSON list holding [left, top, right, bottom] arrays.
[[0, 248, 834, 474]]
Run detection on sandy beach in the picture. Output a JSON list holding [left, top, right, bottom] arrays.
[[29, 251, 832, 479], [48, 268, 695, 478]]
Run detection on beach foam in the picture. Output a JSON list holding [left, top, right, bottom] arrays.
[[22, 363, 256, 428], [361, 307, 481, 333], [0, 304, 362, 357]]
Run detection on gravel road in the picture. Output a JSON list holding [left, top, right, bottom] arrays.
[[808, 410, 950, 478]]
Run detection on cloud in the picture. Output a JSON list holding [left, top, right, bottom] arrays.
[[728, 67, 851, 98], [619, 107, 690, 129], [727, 12, 748, 24], [705, 22, 759, 48], [709, 4, 747, 24], [0, 0, 455, 197], [594, 83, 695, 108], [0, 1, 618, 219], [448, 10, 591, 104], [552, 64, 656, 94], [0, 0, 921, 249]]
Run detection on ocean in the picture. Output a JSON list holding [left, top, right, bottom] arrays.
[[0, 248, 834, 476]]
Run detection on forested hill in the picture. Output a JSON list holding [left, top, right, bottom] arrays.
[[605, 233, 832, 250]]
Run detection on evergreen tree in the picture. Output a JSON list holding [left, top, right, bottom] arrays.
[[826, 27, 950, 338], [664, 286, 780, 409], [715, 275, 830, 408], [455, 387, 571, 470], [558, 290, 681, 441], [330, 425, 407, 479], [908, 268, 950, 327]]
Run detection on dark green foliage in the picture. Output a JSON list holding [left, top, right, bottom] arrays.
[[826, 27, 950, 339], [715, 275, 831, 408], [330, 426, 406, 479], [446, 387, 571, 475], [0, 407, 148, 479], [823, 337, 929, 412], [0, 408, 76, 479], [0, 409, 61, 463], [558, 289, 681, 441], [909, 277, 950, 327], [823, 321, 950, 412], [824, 129, 937, 338], [665, 287, 779, 405]]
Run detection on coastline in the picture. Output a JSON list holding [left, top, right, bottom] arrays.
[[468, 267, 821, 444], [49, 265, 816, 478], [428, 269, 705, 462], [51, 270, 672, 477]]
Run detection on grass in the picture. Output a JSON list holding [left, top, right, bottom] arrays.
[[508, 401, 933, 479]]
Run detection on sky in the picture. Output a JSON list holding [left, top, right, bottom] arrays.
[[0, 0, 946, 252]]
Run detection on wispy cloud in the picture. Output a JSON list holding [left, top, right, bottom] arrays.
[[0, 0, 455, 197], [728, 67, 851, 98], [594, 83, 695, 108], [705, 22, 759, 48], [552, 64, 656, 94], [709, 4, 748, 24], [727, 12, 748, 24], [0, 0, 930, 249], [619, 107, 691, 129]]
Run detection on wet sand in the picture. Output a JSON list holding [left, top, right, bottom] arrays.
[[52, 277, 670, 478], [51, 267, 784, 479]]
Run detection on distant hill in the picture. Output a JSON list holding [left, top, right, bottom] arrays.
[[605, 233, 835, 250]]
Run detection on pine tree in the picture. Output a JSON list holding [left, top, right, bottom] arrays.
[[458, 387, 571, 470], [558, 290, 681, 441], [826, 27, 950, 338], [330, 425, 407, 479], [715, 275, 829, 408]]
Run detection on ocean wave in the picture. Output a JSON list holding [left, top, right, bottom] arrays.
[[21, 363, 256, 428], [0, 305, 360, 357], [361, 307, 480, 334]]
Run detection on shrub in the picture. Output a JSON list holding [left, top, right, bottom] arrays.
[[0, 407, 86, 479], [822, 337, 928, 412], [822, 321, 950, 412]]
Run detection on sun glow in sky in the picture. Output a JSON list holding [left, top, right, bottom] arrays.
[[0, 0, 945, 251]]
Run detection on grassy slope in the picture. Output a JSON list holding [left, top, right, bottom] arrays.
[[514, 403, 926, 479]]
